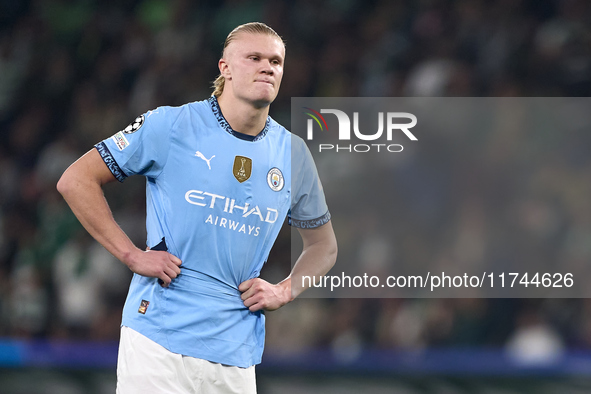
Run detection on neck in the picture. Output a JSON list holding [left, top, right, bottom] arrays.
[[217, 94, 270, 136]]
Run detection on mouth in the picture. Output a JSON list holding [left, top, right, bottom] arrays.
[[255, 80, 274, 86]]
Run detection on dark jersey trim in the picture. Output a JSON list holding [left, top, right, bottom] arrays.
[[208, 96, 270, 142], [233, 130, 256, 141], [289, 210, 331, 229], [94, 142, 128, 182]]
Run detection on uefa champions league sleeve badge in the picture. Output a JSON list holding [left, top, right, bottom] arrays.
[[123, 115, 145, 134]]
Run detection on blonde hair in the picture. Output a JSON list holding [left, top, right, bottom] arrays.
[[212, 22, 284, 98]]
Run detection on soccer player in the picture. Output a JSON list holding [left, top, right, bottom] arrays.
[[57, 22, 337, 393]]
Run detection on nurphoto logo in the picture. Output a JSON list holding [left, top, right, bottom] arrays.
[[303, 107, 417, 153]]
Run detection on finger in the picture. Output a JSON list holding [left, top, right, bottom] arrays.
[[239, 278, 254, 292], [169, 254, 182, 266], [242, 293, 259, 307], [166, 260, 181, 276], [159, 275, 171, 287], [240, 285, 257, 301], [164, 266, 178, 280], [242, 293, 259, 309]]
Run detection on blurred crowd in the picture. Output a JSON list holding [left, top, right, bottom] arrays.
[[1, 0, 591, 362]]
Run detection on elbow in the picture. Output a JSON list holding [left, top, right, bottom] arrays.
[[56, 149, 111, 200], [56, 173, 67, 196], [56, 169, 75, 199], [328, 236, 338, 269]]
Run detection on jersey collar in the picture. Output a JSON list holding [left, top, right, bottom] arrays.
[[208, 96, 270, 142]]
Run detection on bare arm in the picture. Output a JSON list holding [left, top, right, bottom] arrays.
[[239, 220, 337, 312], [57, 149, 181, 286]]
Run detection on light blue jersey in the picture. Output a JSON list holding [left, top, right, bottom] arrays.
[[95, 96, 330, 368]]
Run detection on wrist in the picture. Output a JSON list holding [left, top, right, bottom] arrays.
[[121, 247, 142, 271], [278, 278, 293, 304]]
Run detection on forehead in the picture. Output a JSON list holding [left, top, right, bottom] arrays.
[[226, 32, 285, 58]]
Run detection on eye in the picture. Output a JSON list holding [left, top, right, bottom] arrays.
[[272, 59, 281, 65], [249, 56, 259, 61]]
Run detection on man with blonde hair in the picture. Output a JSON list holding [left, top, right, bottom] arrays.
[[58, 22, 337, 393]]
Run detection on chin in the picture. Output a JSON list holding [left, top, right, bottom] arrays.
[[251, 93, 276, 108], [252, 98, 274, 109]]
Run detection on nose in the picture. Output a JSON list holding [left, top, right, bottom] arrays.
[[260, 60, 273, 75]]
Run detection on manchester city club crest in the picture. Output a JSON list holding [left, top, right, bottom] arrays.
[[233, 156, 252, 183], [267, 167, 284, 191]]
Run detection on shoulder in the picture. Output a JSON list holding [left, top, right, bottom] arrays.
[[146, 101, 201, 118], [141, 105, 183, 125], [186, 98, 215, 114], [142, 99, 212, 127], [266, 117, 312, 156], [267, 116, 296, 140], [153, 97, 215, 115]]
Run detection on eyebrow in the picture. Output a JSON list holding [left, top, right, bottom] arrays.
[[247, 51, 284, 62]]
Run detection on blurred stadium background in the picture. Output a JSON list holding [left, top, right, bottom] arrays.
[[1, 0, 591, 392]]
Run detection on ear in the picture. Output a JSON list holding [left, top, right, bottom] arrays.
[[219, 58, 231, 80]]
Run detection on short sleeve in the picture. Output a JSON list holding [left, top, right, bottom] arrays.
[[289, 136, 331, 228], [94, 107, 181, 182]]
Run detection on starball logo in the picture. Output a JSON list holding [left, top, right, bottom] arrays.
[[303, 107, 417, 153]]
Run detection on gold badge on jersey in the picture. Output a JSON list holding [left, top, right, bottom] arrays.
[[233, 156, 252, 183]]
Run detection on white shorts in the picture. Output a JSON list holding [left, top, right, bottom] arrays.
[[116, 326, 257, 394]]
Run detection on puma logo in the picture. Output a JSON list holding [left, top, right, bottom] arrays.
[[195, 151, 215, 170]]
